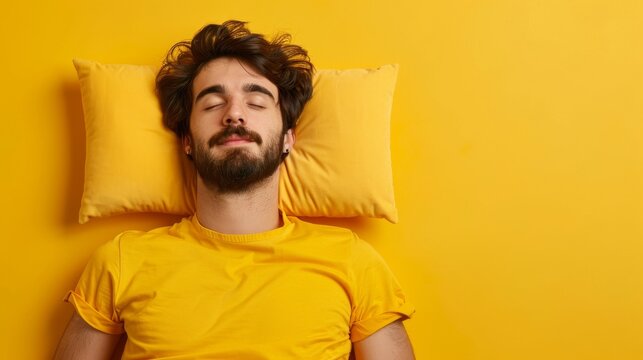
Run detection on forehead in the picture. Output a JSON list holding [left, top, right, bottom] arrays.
[[192, 57, 278, 97]]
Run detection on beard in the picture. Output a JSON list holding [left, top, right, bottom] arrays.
[[192, 126, 284, 194]]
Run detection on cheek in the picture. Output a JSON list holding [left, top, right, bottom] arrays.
[[190, 113, 222, 135], [263, 108, 285, 132], [188, 113, 201, 132]]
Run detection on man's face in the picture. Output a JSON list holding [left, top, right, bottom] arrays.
[[187, 57, 292, 193]]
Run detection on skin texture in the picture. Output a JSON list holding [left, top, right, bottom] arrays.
[[54, 57, 414, 359], [53, 313, 123, 360], [353, 320, 415, 360], [186, 57, 294, 235]]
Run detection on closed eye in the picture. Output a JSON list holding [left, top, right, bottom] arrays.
[[248, 103, 266, 109], [204, 103, 224, 111]]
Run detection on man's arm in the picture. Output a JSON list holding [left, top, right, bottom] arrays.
[[53, 312, 123, 360], [353, 320, 415, 360]]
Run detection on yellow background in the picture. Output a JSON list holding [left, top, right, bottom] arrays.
[[1, 1, 642, 359]]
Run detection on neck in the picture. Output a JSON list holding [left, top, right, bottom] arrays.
[[194, 172, 281, 234]]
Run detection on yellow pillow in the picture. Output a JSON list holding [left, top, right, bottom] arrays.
[[74, 59, 399, 224]]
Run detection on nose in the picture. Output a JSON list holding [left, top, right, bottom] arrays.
[[223, 99, 245, 126]]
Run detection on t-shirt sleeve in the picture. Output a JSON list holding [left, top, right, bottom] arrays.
[[348, 234, 415, 342], [64, 235, 125, 335]]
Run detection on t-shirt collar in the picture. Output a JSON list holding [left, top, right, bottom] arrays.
[[190, 210, 293, 244]]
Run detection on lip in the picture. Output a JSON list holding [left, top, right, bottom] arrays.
[[220, 135, 253, 146]]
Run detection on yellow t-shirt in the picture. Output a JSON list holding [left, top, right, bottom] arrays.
[[65, 214, 414, 359]]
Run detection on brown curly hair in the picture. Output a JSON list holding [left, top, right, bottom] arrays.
[[156, 20, 314, 138]]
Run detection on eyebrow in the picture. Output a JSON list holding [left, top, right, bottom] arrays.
[[194, 83, 276, 104], [243, 83, 276, 101], [194, 84, 225, 104]]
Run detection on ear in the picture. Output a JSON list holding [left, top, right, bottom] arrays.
[[182, 135, 192, 156], [283, 129, 295, 153]]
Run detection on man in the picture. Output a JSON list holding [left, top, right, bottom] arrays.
[[55, 21, 415, 359]]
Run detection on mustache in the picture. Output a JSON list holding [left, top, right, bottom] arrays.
[[208, 126, 263, 148]]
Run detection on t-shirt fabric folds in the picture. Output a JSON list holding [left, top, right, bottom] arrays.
[[65, 214, 414, 359]]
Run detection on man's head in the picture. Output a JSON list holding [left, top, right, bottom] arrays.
[[156, 21, 314, 193]]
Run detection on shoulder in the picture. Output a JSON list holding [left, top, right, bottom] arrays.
[[286, 217, 363, 250], [285, 216, 381, 261], [114, 217, 191, 246], [89, 218, 192, 264], [287, 216, 356, 239]]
